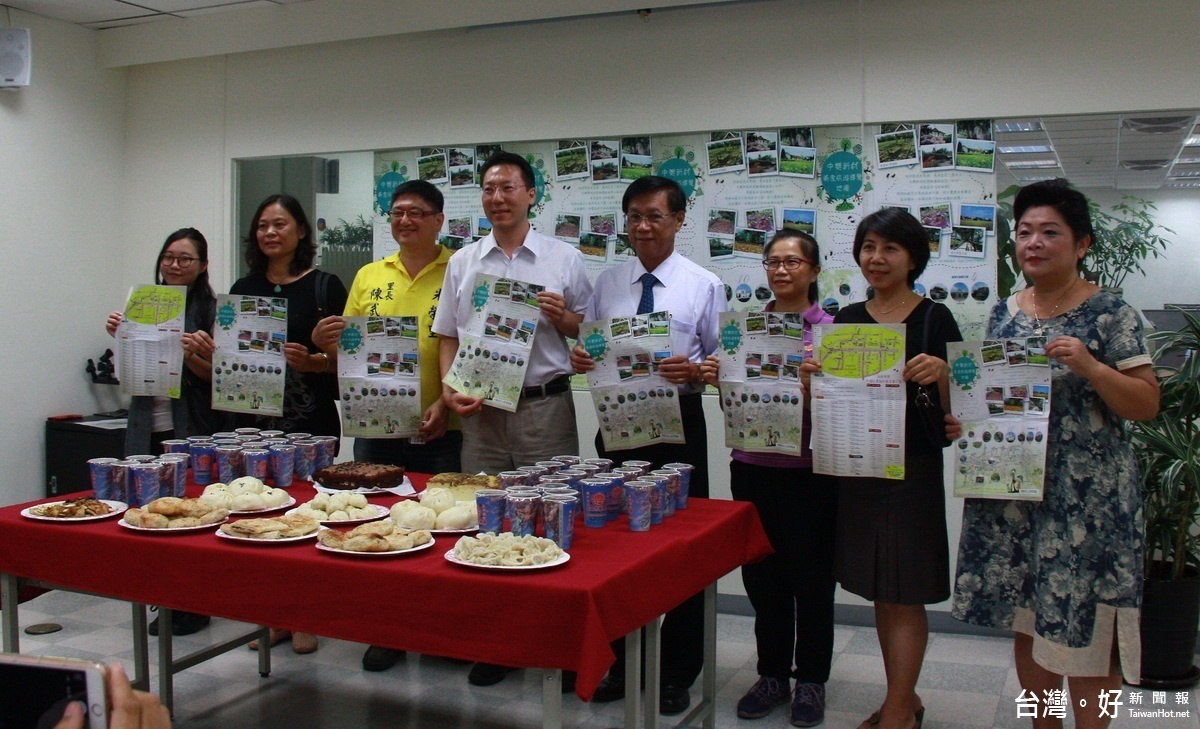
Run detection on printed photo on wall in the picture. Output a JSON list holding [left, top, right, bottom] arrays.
[[708, 209, 736, 236], [709, 236, 734, 260], [555, 214, 582, 241], [447, 217, 471, 239], [590, 213, 617, 236], [590, 140, 621, 183], [956, 119, 993, 142], [621, 137, 653, 181], [448, 147, 477, 188], [779, 145, 816, 177], [876, 129, 919, 168], [956, 138, 996, 172], [779, 127, 815, 148], [949, 226, 986, 258], [706, 136, 746, 174], [615, 233, 635, 259], [745, 207, 776, 232], [924, 225, 943, 257], [475, 144, 503, 184], [919, 203, 952, 230], [919, 123, 955, 171], [555, 144, 588, 180], [781, 208, 816, 234], [958, 203, 997, 232], [745, 131, 779, 177], [734, 227, 767, 258], [418, 148, 448, 183], [578, 232, 610, 261]]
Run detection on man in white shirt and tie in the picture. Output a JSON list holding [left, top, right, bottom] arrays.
[[570, 175, 726, 715]]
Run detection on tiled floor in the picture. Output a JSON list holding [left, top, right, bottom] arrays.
[[6, 590, 1196, 728]]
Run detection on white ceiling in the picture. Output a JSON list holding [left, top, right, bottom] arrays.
[[5, 1, 1197, 192], [0, 0, 310, 29]]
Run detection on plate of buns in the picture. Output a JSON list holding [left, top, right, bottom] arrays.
[[216, 513, 320, 542], [120, 497, 229, 532]]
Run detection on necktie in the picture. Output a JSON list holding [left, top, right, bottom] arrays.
[[637, 272, 658, 315]]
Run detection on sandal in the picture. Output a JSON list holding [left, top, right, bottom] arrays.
[[248, 629, 291, 651], [860, 705, 925, 729]]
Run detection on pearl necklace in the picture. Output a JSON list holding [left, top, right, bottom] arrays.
[[1030, 278, 1079, 335]]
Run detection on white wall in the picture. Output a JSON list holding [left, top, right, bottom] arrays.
[[0, 11, 127, 504]]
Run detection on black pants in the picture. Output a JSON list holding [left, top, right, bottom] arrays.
[[353, 430, 463, 473], [730, 459, 838, 682], [596, 392, 708, 688]]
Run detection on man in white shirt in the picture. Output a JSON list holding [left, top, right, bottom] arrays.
[[433, 153, 592, 687], [570, 175, 726, 715]]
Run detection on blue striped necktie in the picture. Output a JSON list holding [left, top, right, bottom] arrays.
[[637, 272, 658, 315]]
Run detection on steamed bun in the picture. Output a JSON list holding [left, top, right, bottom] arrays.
[[392, 504, 436, 530], [419, 487, 455, 515], [434, 505, 477, 530]]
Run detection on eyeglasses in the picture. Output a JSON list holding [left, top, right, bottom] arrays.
[[387, 208, 438, 221], [161, 255, 200, 268], [762, 258, 813, 271], [626, 212, 678, 227], [481, 184, 528, 197]]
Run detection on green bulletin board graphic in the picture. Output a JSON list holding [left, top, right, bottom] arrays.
[[124, 285, 185, 325]]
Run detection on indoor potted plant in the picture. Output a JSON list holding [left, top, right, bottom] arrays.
[[1132, 306, 1200, 688]]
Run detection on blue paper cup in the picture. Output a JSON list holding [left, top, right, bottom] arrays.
[[189, 442, 216, 485], [285, 432, 312, 441], [475, 489, 507, 534], [292, 440, 317, 480], [158, 455, 189, 497], [128, 463, 162, 507], [215, 445, 242, 484], [602, 473, 625, 522], [268, 444, 295, 488], [650, 470, 680, 518], [311, 436, 338, 470], [110, 460, 137, 503], [243, 449, 270, 480], [87, 458, 120, 501], [534, 461, 563, 475], [580, 478, 609, 528], [625, 480, 653, 532], [259, 430, 285, 439], [557, 469, 586, 490], [643, 474, 668, 525], [506, 492, 541, 537], [542, 494, 576, 549], [498, 471, 529, 488], [621, 460, 652, 477], [517, 465, 548, 482], [551, 455, 581, 467], [160, 439, 189, 458], [663, 462, 694, 509], [583, 458, 614, 474]]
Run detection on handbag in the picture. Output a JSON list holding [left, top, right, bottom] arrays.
[[913, 301, 952, 449]]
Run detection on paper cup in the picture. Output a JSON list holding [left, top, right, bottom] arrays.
[[268, 444, 295, 488], [625, 480, 653, 532], [88, 458, 120, 501], [580, 478, 609, 528], [506, 492, 541, 537], [475, 489, 507, 534], [662, 463, 693, 508], [542, 494, 576, 549], [189, 442, 216, 485]]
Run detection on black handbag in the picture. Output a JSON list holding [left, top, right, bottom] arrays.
[[913, 301, 952, 449]]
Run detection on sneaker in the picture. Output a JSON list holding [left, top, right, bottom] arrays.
[[362, 645, 405, 672], [790, 682, 826, 727], [737, 676, 790, 719]]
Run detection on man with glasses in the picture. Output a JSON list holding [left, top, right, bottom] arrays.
[[569, 175, 725, 715], [432, 152, 592, 686], [312, 180, 460, 671]]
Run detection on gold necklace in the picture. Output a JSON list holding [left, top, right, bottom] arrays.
[[1030, 278, 1079, 334], [872, 294, 911, 316]]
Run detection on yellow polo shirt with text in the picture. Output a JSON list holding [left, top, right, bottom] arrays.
[[344, 246, 459, 431]]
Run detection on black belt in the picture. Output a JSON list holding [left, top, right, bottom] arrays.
[[521, 374, 572, 399]]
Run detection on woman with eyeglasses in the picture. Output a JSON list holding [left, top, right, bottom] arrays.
[[105, 228, 223, 457], [104, 228, 224, 637], [812, 208, 961, 729], [699, 230, 837, 726]]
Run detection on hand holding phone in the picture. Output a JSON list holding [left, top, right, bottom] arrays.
[[0, 654, 171, 729]]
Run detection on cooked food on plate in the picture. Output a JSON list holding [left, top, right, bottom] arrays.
[[219, 513, 319, 539], [32, 498, 114, 518], [317, 520, 432, 552], [452, 532, 564, 567], [312, 462, 406, 490], [123, 497, 229, 529]]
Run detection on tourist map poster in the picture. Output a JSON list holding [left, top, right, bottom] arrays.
[[810, 323, 907, 479], [947, 338, 1050, 501], [441, 273, 540, 412], [578, 311, 684, 451], [115, 284, 186, 398], [211, 294, 287, 417], [336, 316, 423, 438], [715, 311, 808, 454]]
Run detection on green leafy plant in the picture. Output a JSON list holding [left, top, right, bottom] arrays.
[[994, 187, 1173, 298], [1133, 307, 1200, 579], [320, 215, 372, 251]]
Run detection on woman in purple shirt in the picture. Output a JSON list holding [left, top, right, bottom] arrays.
[[701, 229, 836, 726]]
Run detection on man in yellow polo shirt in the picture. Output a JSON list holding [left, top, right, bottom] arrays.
[[312, 179, 460, 671]]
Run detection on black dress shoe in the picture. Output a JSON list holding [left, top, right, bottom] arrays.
[[149, 611, 210, 636], [590, 674, 625, 703], [467, 662, 513, 686], [362, 645, 405, 672], [561, 670, 577, 694], [660, 684, 691, 715]]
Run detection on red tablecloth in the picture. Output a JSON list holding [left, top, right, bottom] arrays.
[[0, 476, 770, 699]]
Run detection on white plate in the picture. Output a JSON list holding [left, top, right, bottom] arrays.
[[118, 516, 227, 533], [21, 499, 127, 522], [443, 549, 570, 571], [429, 526, 479, 535], [228, 495, 297, 515], [315, 535, 436, 557], [313, 475, 415, 496], [285, 503, 389, 526], [215, 528, 318, 544]]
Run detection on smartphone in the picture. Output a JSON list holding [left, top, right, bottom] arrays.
[[0, 653, 108, 729]]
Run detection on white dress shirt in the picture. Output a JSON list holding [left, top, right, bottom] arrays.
[[588, 251, 726, 394], [432, 227, 593, 387]]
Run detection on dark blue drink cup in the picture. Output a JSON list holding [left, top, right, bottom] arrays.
[[158, 455, 189, 497], [129, 463, 161, 507], [215, 445, 241, 484], [517, 465, 548, 483], [583, 458, 614, 474], [87, 458, 119, 501], [643, 474, 668, 525], [580, 478, 609, 528], [662, 462, 694, 509], [542, 494, 576, 549], [243, 449, 270, 480], [557, 468, 586, 490], [626, 480, 653, 532], [506, 492, 541, 537], [160, 439, 189, 459], [292, 440, 317, 480], [268, 444, 295, 488], [311, 436, 338, 470], [650, 470, 680, 518], [601, 473, 624, 522], [621, 460, 652, 477], [189, 442, 216, 485], [498, 471, 529, 488], [535, 461, 563, 475], [551, 455, 581, 467], [475, 489, 507, 534], [153, 460, 175, 498], [110, 460, 137, 503]]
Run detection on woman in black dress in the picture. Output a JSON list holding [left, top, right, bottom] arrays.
[[812, 209, 960, 729], [233, 194, 347, 655]]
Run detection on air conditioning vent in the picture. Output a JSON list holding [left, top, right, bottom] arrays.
[[1121, 117, 1193, 134], [1120, 159, 1171, 171]]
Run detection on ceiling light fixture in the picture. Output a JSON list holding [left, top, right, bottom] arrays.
[[999, 145, 1054, 154], [994, 120, 1043, 133], [1121, 116, 1194, 134], [1005, 159, 1059, 169], [1120, 159, 1171, 171]]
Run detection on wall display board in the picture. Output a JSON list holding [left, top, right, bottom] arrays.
[[369, 121, 998, 340]]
